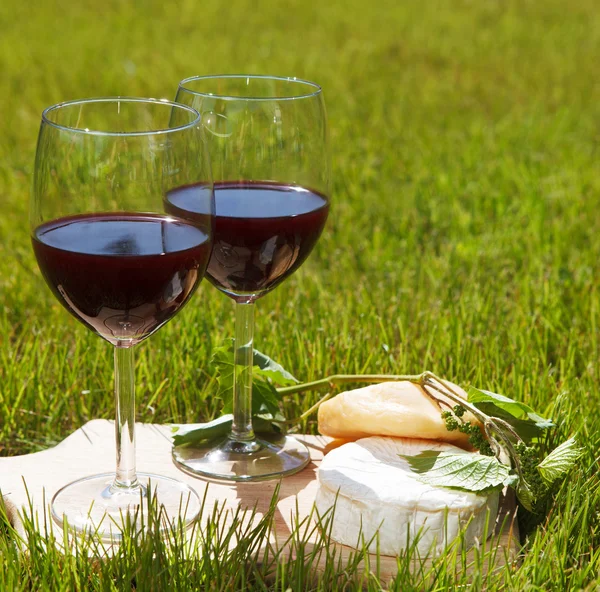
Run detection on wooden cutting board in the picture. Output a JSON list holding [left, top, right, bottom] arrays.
[[0, 420, 520, 581]]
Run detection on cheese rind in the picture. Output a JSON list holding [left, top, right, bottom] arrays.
[[315, 437, 499, 556], [317, 380, 479, 448]]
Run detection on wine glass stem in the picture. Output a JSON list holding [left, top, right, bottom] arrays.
[[231, 302, 256, 443], [113, 344, 139, 489]]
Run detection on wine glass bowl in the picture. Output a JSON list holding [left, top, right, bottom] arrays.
[[32, 211, 211, 345], [167, 180, 329, 300], [31, 97, 214, 538], [170, 75, 330, 481]]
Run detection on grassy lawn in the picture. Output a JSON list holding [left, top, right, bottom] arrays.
[[2, 0, 600, 588]]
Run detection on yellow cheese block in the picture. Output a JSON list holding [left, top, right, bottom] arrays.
[[317, 380, 479, 449]]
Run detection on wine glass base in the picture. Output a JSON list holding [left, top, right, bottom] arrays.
[[172, 434, 311, 482], [51, 473, 201, 541]]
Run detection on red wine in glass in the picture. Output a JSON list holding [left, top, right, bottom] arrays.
[[171, 74, 330, 482], [31, 96, 213, 539], [166, 181, 329, 299], [32, 212, 211, 345]]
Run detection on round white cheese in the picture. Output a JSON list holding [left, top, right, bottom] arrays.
[[315, 437, 499, 557]]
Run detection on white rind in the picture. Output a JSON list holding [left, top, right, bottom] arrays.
[[315, 437, 500, 557]]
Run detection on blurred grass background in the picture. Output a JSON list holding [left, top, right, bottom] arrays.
[[1, 0, 600, 588]]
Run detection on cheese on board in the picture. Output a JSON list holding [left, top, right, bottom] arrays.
[[315, 437, 499, 556], [317, 380, 479, 448]]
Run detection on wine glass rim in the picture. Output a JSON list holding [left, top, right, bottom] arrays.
[[41, 97, 202, 136], [178, 74, 322, 101]]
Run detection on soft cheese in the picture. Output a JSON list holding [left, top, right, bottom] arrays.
[[315, 437, 499, 556], [317, 381, 480, 449]]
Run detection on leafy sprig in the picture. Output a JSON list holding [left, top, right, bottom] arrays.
[[399, 376, 581, 511], [172, 344, 583, 513], [172, 341, 290, 446]]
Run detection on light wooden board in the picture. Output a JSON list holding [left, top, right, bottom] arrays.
[[0, 420, 519, 581]]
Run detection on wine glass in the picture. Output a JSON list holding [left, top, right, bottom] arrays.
[[169, 75, 330, 481], [31, 97, 214, 538]]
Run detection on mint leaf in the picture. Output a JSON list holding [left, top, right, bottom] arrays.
[[537, 437, 582, 486], [401, 450, 512, 493], [468, 387, 554, 439]]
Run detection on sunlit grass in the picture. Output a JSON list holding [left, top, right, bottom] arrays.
[[1, 0, 600, 588]]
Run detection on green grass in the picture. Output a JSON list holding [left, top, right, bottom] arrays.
[[1, 0, 600, 588]]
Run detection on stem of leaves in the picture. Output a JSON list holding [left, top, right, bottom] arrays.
[[277, 371, 527, 479]]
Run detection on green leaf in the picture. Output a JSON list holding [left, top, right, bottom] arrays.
[[252, 349, 299, 385], [401, 450, 512, 493], [172, 415, 233, 446], [172, 414, 281, 447], [254, 413, 284, 434], [252, 379, 281, 416], [211, 342, 236, 413], [211, 340, 297, 415], [468, 387, 546, 422], [515, 479, 535, 512], [537, 437, 583, 486], [468, 387, 554, 438], [471, 403, 547, 441], [201, 342, 297, 444], [252, 415, 282, 434]]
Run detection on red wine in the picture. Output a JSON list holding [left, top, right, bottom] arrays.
[[32, 213, 211, 345], [166, 181, 329, 299]]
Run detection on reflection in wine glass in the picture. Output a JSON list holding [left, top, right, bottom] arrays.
[[202, 111, 233, 138]]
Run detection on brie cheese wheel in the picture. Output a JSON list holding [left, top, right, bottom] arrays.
[[315, 437, 499, 556], [318, 380, 479, 448]]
